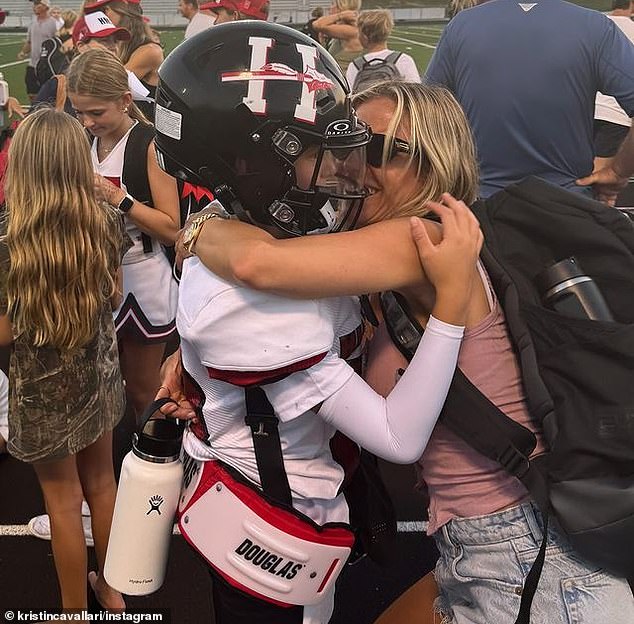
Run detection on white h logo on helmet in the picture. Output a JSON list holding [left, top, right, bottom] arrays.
[[221, 36, 335, 124]]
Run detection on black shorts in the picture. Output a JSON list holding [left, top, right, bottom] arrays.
[[593, 119, 629, 158], [210, 569, 305, 624], [25, 65, 41, 98]]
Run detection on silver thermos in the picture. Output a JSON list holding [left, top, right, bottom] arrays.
[[535, 256, 614, 321]]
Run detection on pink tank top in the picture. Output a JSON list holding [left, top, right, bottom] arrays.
[[364, 274, 546, 534]]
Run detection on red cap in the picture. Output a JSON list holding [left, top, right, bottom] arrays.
[[199, 0, 268, 20], [84, 0, 141, 13], [72, 11, 131, 45]]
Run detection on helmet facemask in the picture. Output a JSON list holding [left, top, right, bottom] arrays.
[[260, 116, 370, 237]]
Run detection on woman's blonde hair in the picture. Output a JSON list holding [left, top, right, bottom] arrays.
[[335, 0, 361, 12], [98, 0, 159, 63], [357, 9, 394, 45], [4, 108, 121, 349], [353, 82, 479, 220], [66, 47, 149, 124]]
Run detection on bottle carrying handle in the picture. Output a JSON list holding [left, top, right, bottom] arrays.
[[137, 397, 185, 437]]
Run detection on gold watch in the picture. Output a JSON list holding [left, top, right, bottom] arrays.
[[182, 212, 220, 255]]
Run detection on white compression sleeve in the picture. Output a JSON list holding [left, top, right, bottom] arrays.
[[319, 316, 464, 464]]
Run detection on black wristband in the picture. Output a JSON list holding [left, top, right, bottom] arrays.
[[117, 194, 134, 214]]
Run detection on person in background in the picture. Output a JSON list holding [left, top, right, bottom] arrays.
[[347, 9, 420, 93], [447, 0, 477, 20], [34, 12, 132, 115], [426, 0, 634, 204], [17, 0, 58, 102], [0, 107, 127, 613], [593, 0, 634, 207], [198, 0, 269, 23], [311, 0, 363, 73], [34, 9, 77, 87], [178, 0, 216, 38], [302, 7, 327, 45], [83, 0, 163, 120], [50, 5, 64, 29]]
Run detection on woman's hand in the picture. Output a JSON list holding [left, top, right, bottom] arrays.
[[94, 173, 125, 207], [411, 193, 483, 324], [337, 9, 358, 24]]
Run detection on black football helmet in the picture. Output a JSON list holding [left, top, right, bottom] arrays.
[[154, 21, 370, 237]]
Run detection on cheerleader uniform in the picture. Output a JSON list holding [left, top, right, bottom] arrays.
[[91, 121, 178, 344]]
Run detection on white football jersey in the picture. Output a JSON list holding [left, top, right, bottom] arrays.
[[178, 257, 363, 525]]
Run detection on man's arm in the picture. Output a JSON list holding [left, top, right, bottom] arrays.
[[576, 123, 634, 205]]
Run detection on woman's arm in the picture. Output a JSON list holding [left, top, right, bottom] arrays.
[[318, 315, 463, 463], [191, 216, 429, 297], [0, 315, 12, 346], [190, 196, 481, 305], [312, 11, 359, 40], [111, 268, 123, 310]]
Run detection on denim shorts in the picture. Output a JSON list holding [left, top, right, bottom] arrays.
[[433, 502, 634, 624]]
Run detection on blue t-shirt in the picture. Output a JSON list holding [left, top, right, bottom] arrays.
[[426, 0, 634, 197]]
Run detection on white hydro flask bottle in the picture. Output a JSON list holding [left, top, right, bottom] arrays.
[[104, 398, 184, 595]]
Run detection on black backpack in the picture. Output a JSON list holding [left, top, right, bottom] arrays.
[[380, 177, 634, 624], [351, 51, 402, 93], [36, 36, 70, 87]]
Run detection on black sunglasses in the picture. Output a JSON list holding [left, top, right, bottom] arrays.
[[366, 133, 412, 168]]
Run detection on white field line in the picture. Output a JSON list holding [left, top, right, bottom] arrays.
[[389, 34, 437, 49], [0, 59, 27, 69], [408, 26, 444, 34], [0, 40, 24, 47], [0, 520, 428, 536]]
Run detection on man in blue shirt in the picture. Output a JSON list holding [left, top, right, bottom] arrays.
[[426, 0, 634, 202]]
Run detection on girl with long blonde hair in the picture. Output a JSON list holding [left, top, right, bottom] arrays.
[[67, 48, 179, 423], [0, 107, 126, 611]]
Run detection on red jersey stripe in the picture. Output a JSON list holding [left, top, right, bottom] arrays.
[[207, 352, 328, 387]]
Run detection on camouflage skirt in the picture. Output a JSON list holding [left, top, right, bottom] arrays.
[[7, 307, 125, 463]]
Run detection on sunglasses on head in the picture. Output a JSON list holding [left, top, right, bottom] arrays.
[[366, 133, 412, 168]]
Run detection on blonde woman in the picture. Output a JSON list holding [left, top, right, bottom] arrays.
[[169, 82, 634, 623], [0, 108, 126, 611], [84, 0, 163, 120], [312, 0, 364, 73], [67, 49, 179, 423], [347, 9, 421, 92]]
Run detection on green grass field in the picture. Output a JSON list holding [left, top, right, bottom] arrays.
[[0, 24, 439, 105]]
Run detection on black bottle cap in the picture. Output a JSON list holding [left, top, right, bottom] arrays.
[[134, 418, 183, 460], [535, 257, 584, 294]]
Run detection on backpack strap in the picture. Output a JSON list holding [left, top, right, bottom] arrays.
[[54, 74, 66, 113], [384, 51, 402, 65], [122, 122, 156, 254], [352, 55, 366, 71], [244, 386, 293, 507]]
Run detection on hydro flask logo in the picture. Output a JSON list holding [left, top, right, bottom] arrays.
[[147, 495, 164, 515]]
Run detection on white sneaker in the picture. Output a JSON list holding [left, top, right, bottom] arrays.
[[28, 503, 94, 547]]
